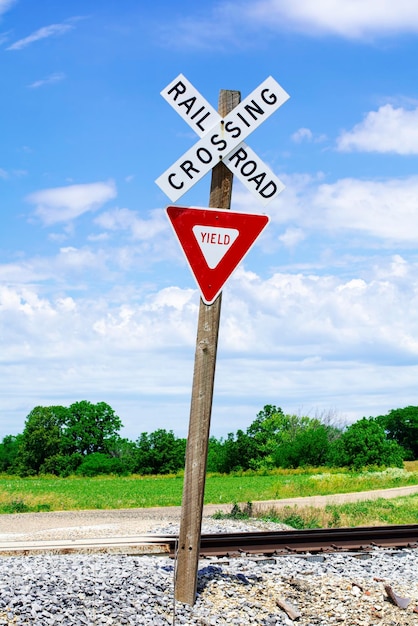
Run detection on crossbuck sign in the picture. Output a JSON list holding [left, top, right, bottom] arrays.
[[156, 74, 289, 205]]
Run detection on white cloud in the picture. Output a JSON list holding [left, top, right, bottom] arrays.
[[7, 22, 75, 50], [337, 105, 418, 153], [56, 246, 105, 271], [0, 248, 109, 286], [0, 31, 10, 44], [2, 254, 418, 438], [0, 0, 16, 18], [92, 287, 198, 350], [291, 128, 327, 144], [165, 0, 418, 48], [291, 128, 313, 143], [87, 232, 110, 242], [223, 262, 418, 362], [0, 168, 27, 180], [26, 180, 117, 225], [95, 208, 168, 240], [243, 0, 418, 39], [28, 72, 65, 89], [312, 176, 418, 241], [235, 172, 418, 244], [159, 7, 239, 50], [278, 227, 306, 248], [0, 260, 47, 283]]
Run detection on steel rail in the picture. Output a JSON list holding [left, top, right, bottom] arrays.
[[0, 524, 416, 558], [192, 524, 418, 557]]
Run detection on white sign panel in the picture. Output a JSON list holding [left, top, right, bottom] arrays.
[[192, 225, 239, 269], [156, 75, 289, 204], [160, 74, 220, 137], [223, 141, 285, 204]]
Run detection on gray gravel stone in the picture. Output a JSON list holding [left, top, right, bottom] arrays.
[[0, 518, 417, 625], [0, 549, 417, 625]]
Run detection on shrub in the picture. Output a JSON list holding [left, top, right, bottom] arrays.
[[328, 418, 405, 470], [76, 453, 130, 477], [40, 453, 83, 477]]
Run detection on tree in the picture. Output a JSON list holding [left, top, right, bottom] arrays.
[[62, 401, 123, 456], [328, 417, 405, 470], [246, 405, 286, 467], [76, 452, 130, 476], [207, 436, 226, 473], [17, 406, 68, 475], [0, 434, 22, 473], [40, 453, 83, 477], [274, 422, 332, 468], [208, 430, 256, 473], [246, 405, 323, 469], [133, 429, 186, 475], [106, 436, 137, 469], [376, 406, 418, 460]]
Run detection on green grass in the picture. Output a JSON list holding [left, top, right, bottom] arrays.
[[0, 463, 417, 516], [205, 465, 418, 502], [254, 495, 418, 529], [0, 474, 185, 513]]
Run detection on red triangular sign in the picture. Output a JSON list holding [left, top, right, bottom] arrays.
[[166, 206, 269, 304]]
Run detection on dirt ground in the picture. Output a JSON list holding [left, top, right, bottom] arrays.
[[0, 485, 417, 543]]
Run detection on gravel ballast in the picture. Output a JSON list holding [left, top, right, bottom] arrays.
[[0, 518, 417, 625]]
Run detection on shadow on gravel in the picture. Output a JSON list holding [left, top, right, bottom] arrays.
[[196, 565, 261, 594]]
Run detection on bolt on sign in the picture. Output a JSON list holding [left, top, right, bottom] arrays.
[[156, 74, 289, 205]]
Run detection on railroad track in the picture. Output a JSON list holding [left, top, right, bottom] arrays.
[[0, 524, 416, 558], [194, 524, 418, 557]]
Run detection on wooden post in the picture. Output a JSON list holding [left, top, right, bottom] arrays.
[[175, 88, 241, 605]]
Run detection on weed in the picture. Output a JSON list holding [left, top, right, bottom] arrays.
[[330, 508, 341, 527], [280, 508, 321, 529], [3, 499, 30, 514], [213, 502, 253, 520], [35, 503, 51, 512]]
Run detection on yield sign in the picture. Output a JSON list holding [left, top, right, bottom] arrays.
[[166, 206, 269, 304]]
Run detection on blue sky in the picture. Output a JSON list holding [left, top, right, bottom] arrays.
[[2, 0, 418, 441]]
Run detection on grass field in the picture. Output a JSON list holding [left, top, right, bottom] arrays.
[[0, 463, 417, 520], [222, 494, 418, 529]]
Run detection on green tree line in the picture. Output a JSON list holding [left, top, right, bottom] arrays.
[[0, 401, 416, 477]]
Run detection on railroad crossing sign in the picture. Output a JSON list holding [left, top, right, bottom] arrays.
[[157, 79, 291, 606], [166, 205, 269, 304], [156, 74, 289, 205]]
